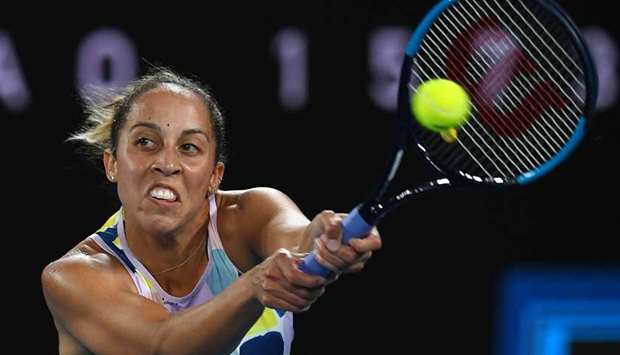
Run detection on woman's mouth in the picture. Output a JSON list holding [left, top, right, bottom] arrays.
[[149, 187, 178, 202]]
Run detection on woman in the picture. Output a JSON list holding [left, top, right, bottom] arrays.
[[41, 69, 382, 355]]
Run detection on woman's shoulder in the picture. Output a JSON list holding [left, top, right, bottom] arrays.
[[218, 187, 295, 210], [215, 187, 284, 228], [41, 237, 134, 303], [43, 238, 110, 274], [215, 187, 306, 236], [216, 187, 303, 228]]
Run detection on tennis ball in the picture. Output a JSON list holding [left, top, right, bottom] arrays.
[[411, 79, 471, 133]]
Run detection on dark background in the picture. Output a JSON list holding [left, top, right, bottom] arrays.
[[2, 1, 618, 354]]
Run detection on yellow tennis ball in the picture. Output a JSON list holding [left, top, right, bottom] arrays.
[[411, 79, 471, 133]]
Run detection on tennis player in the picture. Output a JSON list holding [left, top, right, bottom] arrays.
[[41, 69, 382, 355]]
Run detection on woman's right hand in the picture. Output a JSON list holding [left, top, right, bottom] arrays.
[[249, 248, 327, 313]]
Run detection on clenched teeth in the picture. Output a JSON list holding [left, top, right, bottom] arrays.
[[150, 188, 177, 201]]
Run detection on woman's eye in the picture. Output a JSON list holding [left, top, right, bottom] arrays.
[[181, 143, 199, 153], [136, 137, 154, 148]]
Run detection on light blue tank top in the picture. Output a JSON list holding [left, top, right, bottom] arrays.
[[91, 195, 294, 355]]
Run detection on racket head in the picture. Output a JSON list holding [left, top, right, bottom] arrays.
[[398, 0, 598, 187]]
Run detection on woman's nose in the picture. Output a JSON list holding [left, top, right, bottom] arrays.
[[151, 149, 181, 176]]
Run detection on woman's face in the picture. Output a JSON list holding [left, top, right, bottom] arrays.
[[105, 85, 224, 235]]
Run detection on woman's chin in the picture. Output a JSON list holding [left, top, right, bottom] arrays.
[[149, 219, 179, 234], [136, 211, 182, 236]]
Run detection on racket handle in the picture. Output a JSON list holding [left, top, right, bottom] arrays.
[[299, 206, 373, 277]]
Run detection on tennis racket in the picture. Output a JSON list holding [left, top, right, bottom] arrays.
[[300, 0, 598, 277]]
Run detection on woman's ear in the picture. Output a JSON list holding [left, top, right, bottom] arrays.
[[208, 162, 225, 194], [103, 149, 118, 183]]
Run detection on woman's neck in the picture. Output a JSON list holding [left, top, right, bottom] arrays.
[[123, 208, 210, 295]]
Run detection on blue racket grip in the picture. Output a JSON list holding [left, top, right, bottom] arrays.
[[299, 206, 373, 277]]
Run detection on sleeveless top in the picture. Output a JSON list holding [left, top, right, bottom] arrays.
[[90, 195, 294, 355]]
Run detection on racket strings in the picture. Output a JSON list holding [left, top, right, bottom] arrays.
[[415, 15, 529, 175], [417, 12, 549, 176], [490, 0, 585, 98], [411, 61, 516, 179], [433, 12, 553, 169], [412, 45, 521, 178], [450, 5, 572, 160], [426, 8, 556, 174], [470, 2, 585, 127], [451, 2, 580, 147], [469, 0, 585, 122], [424, 34, 544, 170], [458, 2, 583, 145], [408, 0, 588, 183]]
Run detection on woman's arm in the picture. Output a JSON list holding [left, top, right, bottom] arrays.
[[235, 187, 310, 258], [41, 246, 324, 355], [236, 187, 382, 274]]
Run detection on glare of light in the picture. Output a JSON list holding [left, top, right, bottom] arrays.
[[582, 26, 618, 111]]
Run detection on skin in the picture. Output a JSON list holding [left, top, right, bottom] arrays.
[[41, 86, 382, 355]]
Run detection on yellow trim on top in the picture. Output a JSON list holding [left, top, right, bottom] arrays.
[[245, 308, 278, 337], [98, 211, 121, 232]]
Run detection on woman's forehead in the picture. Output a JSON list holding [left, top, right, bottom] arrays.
[[127, 87, 212, 130]]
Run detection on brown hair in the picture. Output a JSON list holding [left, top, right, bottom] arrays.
[[70, 68, 227, 164]]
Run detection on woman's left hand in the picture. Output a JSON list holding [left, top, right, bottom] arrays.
[[303, 210, 383, 279]]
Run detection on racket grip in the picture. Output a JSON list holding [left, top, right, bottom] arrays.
[[299, 206, 373, 276]]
